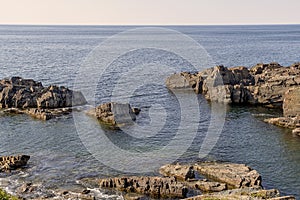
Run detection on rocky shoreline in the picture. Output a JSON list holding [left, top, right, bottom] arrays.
[[166, 62, 300, 135], [0, 62, 299, 199], [80, 162, 295, 200], [0, 157, 296, 199]]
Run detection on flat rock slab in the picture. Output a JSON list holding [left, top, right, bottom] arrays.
[[194, 162, 262, 188], [160, 162, 261, 189]]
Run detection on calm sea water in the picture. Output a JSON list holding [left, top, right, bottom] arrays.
[[0, 25, 299, 199]]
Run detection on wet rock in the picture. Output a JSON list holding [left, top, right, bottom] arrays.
[[81, 189, 91, 194], [0, 155, 30, 171], [99, 176, 188, 198], [18, 182, 36, 193], [132, 107, 141, 115], [87, 102, 138, 126], [194, 162, 262, 188]]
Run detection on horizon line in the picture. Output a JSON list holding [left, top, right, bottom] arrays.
[[0, 23, 299, 26]]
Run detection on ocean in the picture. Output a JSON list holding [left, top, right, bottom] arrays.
[[0, 25, 299, 199]]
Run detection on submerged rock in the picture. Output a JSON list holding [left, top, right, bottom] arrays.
[[87, 102, 139, 126], [0, 77, 87, 120], [0, 155, 30, 171]]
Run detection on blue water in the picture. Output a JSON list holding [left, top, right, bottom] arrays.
[[0, 25, 299, 199]]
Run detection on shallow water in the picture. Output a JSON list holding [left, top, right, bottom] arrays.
[[0, 25, 299, 199]]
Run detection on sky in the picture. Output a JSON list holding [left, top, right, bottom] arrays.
[[0, 0, 299, 25]]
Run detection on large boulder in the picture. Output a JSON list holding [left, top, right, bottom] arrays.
[[0, 155, 30, 171], [87, 102, 138, 126]]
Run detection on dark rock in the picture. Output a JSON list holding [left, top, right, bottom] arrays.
[[132, 107, 141, 115], [0, 77, 86, 120], [81, 189, 90, 194], [0, 77, 86, 109], [0, 155, 30, 171]]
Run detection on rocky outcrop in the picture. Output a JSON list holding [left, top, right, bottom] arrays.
[[160, 162, 261, 190], [166, 62, 300, 108], [0, 155, 30, 171], [265, 87, 300, 135], [87, 102, 139, 126], [93, 162, 294, 199], [0, 77, 86, 120], [98, 176, 188, 198]]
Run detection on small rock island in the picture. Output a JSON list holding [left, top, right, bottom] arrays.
[[0, 76, 87, 120]]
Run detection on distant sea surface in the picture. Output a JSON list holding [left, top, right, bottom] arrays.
[[0, 25, 299, 199]]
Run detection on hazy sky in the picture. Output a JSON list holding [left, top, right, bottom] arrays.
[[0, 0, 299, 25]]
